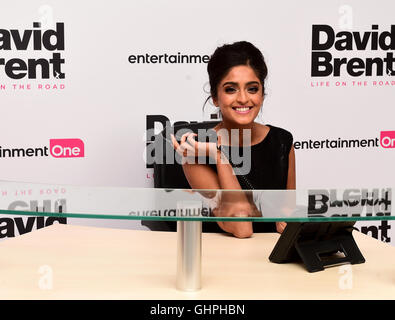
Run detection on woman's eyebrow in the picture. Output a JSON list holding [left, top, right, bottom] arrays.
[[222, 81, 238, 87], [222, 81, 260, 87]]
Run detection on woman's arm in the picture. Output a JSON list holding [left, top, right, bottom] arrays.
[[276, 145, 296, 233], [172, 133, 253, 238], [286, 146, 296, 190], [209, 149, 254, 238]]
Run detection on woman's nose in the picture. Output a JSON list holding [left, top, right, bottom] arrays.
[[236, 90, 248, 104]]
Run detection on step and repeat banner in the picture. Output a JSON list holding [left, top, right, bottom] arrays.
[[0, 1, 394, 243]]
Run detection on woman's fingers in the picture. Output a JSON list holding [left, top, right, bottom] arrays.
[[172, 132, 196, 158], [171, 134, 186, 157], [180, 132, 192, 145], [170, 134, 179, 150], [181, 143, 195, 156], [186, 133, 197, 146], [187, 133, 204, 156], [179, 132, 192, 156]]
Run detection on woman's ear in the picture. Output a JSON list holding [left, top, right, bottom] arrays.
[[212, 96, 219, 107]]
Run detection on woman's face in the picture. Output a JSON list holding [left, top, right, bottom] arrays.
[[213, 65, 263, 127]]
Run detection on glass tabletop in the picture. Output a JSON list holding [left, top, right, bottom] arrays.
[[0, 180, 392, 222]]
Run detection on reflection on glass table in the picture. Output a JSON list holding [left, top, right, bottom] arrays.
[[0, 180, 392, 290], [0, 181, 391, 222]]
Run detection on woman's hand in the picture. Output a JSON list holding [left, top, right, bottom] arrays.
[[171, 132, 217, 161]]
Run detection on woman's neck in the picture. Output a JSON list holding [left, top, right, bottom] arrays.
[[218, 120, 256, 131], [215, 121, 258, 146]]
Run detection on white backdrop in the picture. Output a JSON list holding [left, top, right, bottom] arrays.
[[0, 0, 394, 243]]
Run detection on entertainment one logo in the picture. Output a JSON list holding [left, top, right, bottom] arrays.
[[0, 22, 65, 80], [0, 138, 84, 159], [128, 52, 210, 64], [311, 24, 395, 77], [294, 131, 395, 150]]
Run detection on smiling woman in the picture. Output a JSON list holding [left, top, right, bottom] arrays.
[[171, 41, 296, 238]]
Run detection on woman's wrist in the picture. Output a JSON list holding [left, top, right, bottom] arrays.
[[207, 142, 219, 160]]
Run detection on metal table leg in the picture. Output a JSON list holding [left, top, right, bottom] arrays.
[[176, 221, 202, 291]]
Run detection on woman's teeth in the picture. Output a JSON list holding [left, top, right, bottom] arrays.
[[233, 107, 251, 112]]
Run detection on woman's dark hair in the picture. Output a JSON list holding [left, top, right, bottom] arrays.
[[207, 41, 268, 101]]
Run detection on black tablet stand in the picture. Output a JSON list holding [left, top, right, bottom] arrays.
[[269, 221, 365, 273]]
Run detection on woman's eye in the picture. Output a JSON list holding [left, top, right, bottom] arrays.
[[248, 87, 259, 93], [224, 87, 236, 93]]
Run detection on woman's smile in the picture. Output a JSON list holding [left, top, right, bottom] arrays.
[[232, 106, 254, 114]]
